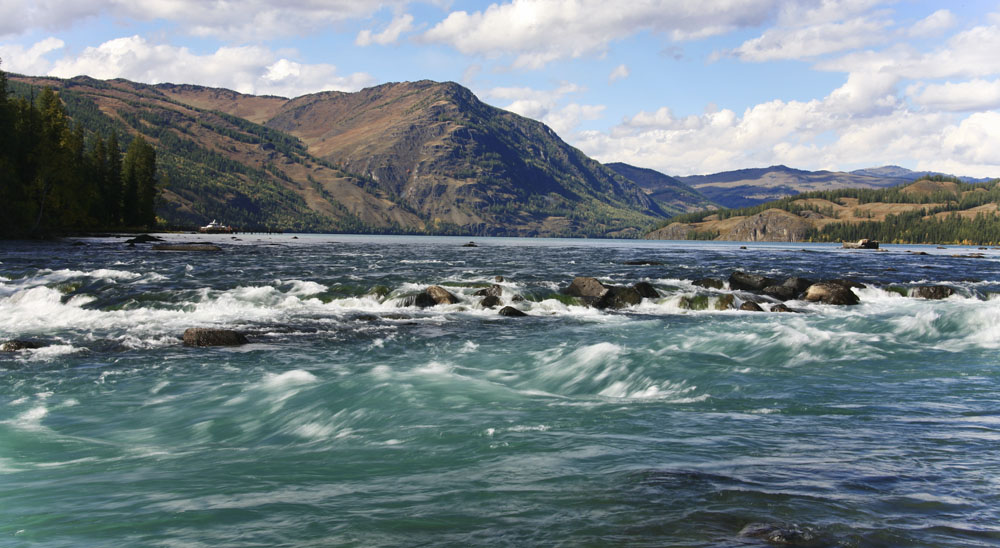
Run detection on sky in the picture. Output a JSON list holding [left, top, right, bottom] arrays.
[[1, 0, 999, 178]]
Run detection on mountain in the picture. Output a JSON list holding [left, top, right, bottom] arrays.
[[8, 75, 668, 237], [604, 162, 716, 212], [677, 164, 995, 209], [646, 177, 1000, 244]]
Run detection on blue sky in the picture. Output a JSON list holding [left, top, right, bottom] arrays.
[[2, 0, 999, 178]]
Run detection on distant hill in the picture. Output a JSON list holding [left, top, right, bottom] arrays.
[[604, 162, 716, 213], [8, 75, 669, 237], [675, 165, 994, 209], [646, 176, 1000, 245]]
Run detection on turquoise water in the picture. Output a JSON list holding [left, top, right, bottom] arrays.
[[2, 235, 1000, 547]]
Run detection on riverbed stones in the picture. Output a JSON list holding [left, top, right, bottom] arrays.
[[480, 295, 502, 308], [1, 340, 42, 352], [739, 301, 764, 312], [182, 328, 249, 346], [498, 306, 527, 317], [803, 282, 860, 305], [910, 285, 955, 299]]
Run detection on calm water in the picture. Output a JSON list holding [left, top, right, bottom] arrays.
[[2, 234, 1000, 547]]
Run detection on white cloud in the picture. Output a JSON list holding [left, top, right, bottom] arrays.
[[608, 64, 629, 84], [0, 0, 412, 40], [910, 79, 1000, 112], [356, 14, 415, 46], [909, 9, 957, 37], [0, 37, 65, 75], [483, 82, 603, 135], [730, 15, 891, 61], [422, 0, 780, 69], [40, 35, 374, 97]]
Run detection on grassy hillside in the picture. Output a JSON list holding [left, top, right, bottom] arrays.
[[647, 176, 1000, 245]]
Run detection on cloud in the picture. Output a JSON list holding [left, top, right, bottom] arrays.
[[730, 15, 892, 61], [0, 37, 65, 75], [38, 35, 373, 97], [910, 79, 1000, 112], [608, 64, 629, 84], [356, 14, 415, 46], [483, 82, 603, 134], [0, 0, 412, 41], [421, 0, 780, 69], [909, 9, 957, 37]]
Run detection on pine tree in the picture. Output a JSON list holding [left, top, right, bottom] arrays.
[[122, 136, 156, 228]]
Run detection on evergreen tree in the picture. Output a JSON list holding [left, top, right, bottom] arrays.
[[122, 136, 156, 228]]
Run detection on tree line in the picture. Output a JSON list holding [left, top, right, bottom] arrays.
[[0, 59, 158, 238]]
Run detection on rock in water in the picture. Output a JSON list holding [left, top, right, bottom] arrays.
[[739, 301, 763, 312], [474, 285, 503, 298], [426, 285, 460, 305], [729, 271, 777, 291], [498, 306, 527, 317], [693, 278, 725, 290], [910, 285, 955, 300], [398, 292, 436, 308], [480, 295, 502, 308], [803, 282, 860, 305], [1, 340, 42, 352], [596, 286, 643, 309], [182, 328, 249, 347], [562, 277, 610, 300], [152, 244, 222, 252], [632, 282, 660, 299]]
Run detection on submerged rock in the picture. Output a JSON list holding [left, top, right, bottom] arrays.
[[693, 277, 725, 290], [623, 260, 664, 266], [152, 244, 222, 252], [182, 328, 248, 347], [398, 292, 436, 308], [480, 295, 502, 309], [125, 234, 164, 244], [910, 285, 955, 300], [803, 282, 860, 305], [474, 285, 503, 298], [1, 340, 42, 352], [632, 282, 660, 299], [498, 306, 527, 317], [739, 301, 764, 312], [715, 294, 736, 310], [729, 271, 777, 291], [739, 522, 819, 546], [770, 303, 796, 313]]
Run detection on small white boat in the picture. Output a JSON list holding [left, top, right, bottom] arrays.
[[199, 220, 233, 234]]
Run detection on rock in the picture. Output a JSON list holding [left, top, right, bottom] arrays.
[[152, 244, 222, 251], [763, 285, 798, 301], [910, 285, 955, 300], [462, 241, 478, 247], [125, 234, 164, 244], [715, 294, 736, 310], [182, 328, 249, 347], [678, 295, 710, 310], [398, 292, 436, 308], [1, 340, 42, 352], [693, 277, 725, 290], [632, 282, 660, 299], [721, 209, 813, 242], [782, 277, 814, 293], [729, 271, 777, 291], [803, 282, 860, 305], [596, 286, 643, 309], [739, 301, 764, 312], [826, 278, 865, 290], [623, 260, 664, 266], [511, 294, 525, 302], [739, 523, 817, 545], [498, 306, 527, 317], [770, 303, 795, 313], [474, 285, 503, 298], [494, 276, 504, 282], [426, 285, 460, 305], [480, 295, 502, 308], [367, 285, 391, 299], [562, 277, 609, 300], [843, 238, 879, 249]]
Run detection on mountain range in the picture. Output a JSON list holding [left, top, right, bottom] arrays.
[[7, 74, 993, 238]]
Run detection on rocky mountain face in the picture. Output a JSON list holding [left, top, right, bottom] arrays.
[[604, 162, 716, 213], [10, 76, 675, 237]]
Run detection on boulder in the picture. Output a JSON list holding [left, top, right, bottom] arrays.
[[763, 284, 798, 301], [692, 278, 725, 290], [600, 286, 643, 309], [1, 340, 42, 352], [498, 306, 527, 317], [678, 295, 710, 310], [462, 241, 478, 247], [715, 294, 736, 310], [474, 285, 503, 298], [803, 282, 860, 305], [729, 271, 777, 291], [152, 244, 222, 252], [562, 277, 609, 300], [910, 285, 955, 300], [770, 303, 795, 313], [632, 282, 660, 299], [426, 285, 460, 305], [739, 301, 764, 312], [480, 295, 502, 309], [398, 292, 436, 308], [182, 328, 249, 347], [125, 234, 164, 244], [494, 276, 505, 282]]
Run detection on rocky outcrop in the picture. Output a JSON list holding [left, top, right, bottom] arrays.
[[426, 285, 460, 305], [763, 277, 813, 301], [720, 209, 813, 242], [729, 271, 777, 291], [562, 277, 653, 309], [644, 222, 695, 241], [182, 328, 249, 346]]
